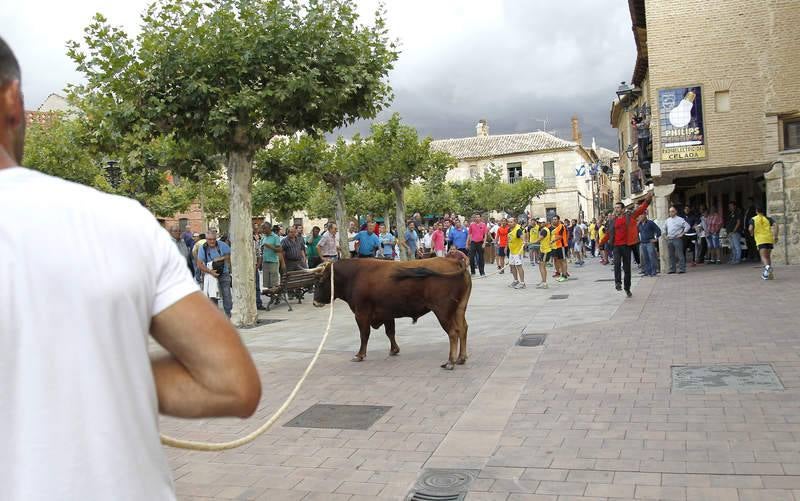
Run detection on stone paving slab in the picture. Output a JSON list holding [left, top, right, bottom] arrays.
[[157, 259, 800, 500]]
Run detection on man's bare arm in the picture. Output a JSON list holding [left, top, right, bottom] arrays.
[[150, 292, 261, 418]]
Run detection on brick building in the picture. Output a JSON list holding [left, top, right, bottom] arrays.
[[611, 0, 800, 264]]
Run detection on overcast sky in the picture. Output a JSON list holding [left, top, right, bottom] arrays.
[[2, 0, 635, 149]]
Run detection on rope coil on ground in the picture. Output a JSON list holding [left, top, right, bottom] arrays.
[[160, 263, 336, 451]]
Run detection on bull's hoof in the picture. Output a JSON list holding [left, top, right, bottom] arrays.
[[441, 361, 455, 370], [351, 354, 365, 362], [456, 358, 466, 365]]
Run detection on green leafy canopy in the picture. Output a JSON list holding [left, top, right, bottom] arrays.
[[68, 0, 399, 157]]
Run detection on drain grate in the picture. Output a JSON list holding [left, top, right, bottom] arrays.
[[408, 493, 465, 501], [595, 278, 616, 282], [517, 334, 546, 347], [407, 469, 477, 501], [284, 404, 391, 430], [672, 364, 784, 392], [549, 294, 569, 300], [259, 319, 285, 325]]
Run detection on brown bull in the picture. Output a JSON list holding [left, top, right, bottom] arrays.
[[312, 256, 472, 370]]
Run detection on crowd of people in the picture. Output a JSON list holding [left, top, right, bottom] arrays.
[[169, 197, 780, 316]]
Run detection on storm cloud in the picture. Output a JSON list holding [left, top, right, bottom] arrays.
[[4, 0, 635, 149]]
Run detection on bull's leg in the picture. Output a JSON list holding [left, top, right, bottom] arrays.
[[441, 334, 458, 370], [456, 317, 469, 365], [434, 311, 458, 370], [384, 318, 400, 356], [352, 314, 371, 362]]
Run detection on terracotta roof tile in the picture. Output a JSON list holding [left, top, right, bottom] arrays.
[[431, 131, 576, 160]]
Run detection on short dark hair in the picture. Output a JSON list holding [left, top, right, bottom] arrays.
[[0, 37, 20, 85], [615, 202, 624, 208], [755, 204, 765, 214]]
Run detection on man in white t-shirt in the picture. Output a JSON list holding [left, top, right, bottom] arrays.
[[0, 38, 261, 501]]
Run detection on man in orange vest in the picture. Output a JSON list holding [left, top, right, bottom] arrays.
[[551, 215, 569, 283], [608, 193, 653, 297]]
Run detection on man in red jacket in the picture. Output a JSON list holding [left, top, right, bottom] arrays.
[[607, 193, 653, 297]]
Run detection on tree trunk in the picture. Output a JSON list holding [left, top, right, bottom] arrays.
[[384, 209, 391, 234], [393, 183, 408, 260], [334, 181, 350, 259], [227, 151, 257, 327]]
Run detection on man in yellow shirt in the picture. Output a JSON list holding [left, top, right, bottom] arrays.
[[748, 205, 778, 280], [588, 219, 597, 257], [507, 217, 527, 289], [533, 217, 552, 289], [527, 221, 540, 265]]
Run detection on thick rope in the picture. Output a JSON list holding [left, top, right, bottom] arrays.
[[160, 263, 336, 451]]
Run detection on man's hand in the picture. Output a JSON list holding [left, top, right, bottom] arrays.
[[150, 292, 261, 418]]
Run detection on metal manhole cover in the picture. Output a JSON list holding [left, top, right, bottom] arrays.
[[407, 469, 477, 501], [596, 278, 616, 282], [549, 294, 569, 300], [672, 364, 784, 392], [284, 404, 391, 430], [517, 334, 546, 347]]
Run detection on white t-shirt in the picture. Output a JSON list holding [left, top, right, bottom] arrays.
[[348, 231, 357, 252], [0, 168, 199, 500]]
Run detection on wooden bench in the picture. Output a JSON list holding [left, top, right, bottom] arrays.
[[262, 269, 317, 311]]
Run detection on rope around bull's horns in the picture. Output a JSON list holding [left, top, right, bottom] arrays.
[[160, 257, 507, 451]]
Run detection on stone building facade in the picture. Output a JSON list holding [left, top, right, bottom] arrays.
[[612, 0, 800, 265], [432, 120, 613, 221]]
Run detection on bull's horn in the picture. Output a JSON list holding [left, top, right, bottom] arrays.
[[309, 261, 332, 274]]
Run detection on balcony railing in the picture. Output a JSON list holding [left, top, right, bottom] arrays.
[[543, 176, 556, 189]]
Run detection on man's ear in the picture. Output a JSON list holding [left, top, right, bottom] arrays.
[[0, 80, 23, 126]]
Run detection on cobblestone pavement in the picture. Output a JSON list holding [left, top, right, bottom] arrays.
[[158, 258, 800, 500]]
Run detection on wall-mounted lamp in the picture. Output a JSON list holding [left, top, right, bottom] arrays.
[[624, 144, 636, 160], [616, 81, 642, 111]]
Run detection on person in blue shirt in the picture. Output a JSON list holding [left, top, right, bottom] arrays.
[[637, 213, 662, 277], [378, 223, 396, 259], [402, 221, 420, 260], [351, 222, 381, 257], [448, 219, 469, 255], [197, 230, 233, 317]]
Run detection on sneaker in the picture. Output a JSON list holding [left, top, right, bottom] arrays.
[[514, 282, 527, 289], [626, 290, 632, 298], [762, 267, 770, 280], [557, 276, 568, 283], [553, 272, 560, 277], [536, 282, 549, 289], [508, 280, 519, 288], [615, 283, 622, 291]]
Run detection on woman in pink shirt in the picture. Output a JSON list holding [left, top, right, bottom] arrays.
[[432, 222, 446, 257]]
